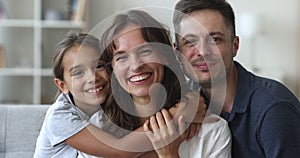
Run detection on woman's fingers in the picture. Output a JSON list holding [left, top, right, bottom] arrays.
[[161, 109, 173, 126], [143, 120, 151, 132], [149, 115, 159, 131], [156, 111, 166, 129]]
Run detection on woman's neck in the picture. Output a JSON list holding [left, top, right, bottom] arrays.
[[201, 64, 238, 114], [132, 95, 157, 123]]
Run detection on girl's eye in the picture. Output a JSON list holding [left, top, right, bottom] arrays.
[[72, 70, 83, 77]]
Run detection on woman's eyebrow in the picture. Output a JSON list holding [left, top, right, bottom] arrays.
[[113, 50, 126, 57], [180, 34, 198, 42], [136, 43, 153, 51]]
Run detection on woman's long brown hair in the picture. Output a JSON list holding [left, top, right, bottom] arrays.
[[101, 10, 189, 131]]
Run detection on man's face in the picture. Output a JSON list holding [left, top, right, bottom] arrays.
[[178, 9, 239, 87]]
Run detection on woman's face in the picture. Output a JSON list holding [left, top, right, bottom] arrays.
[[111, 25, 165, 104]]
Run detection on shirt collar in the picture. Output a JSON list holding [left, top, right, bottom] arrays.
[[189, 61, 255, 118], [231, 61, 254, 114]]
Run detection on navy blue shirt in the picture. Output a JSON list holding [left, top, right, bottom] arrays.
[[217, 62, 300, 158]]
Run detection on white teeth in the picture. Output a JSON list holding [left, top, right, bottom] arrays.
[[129, 73, 151, 82], [87, 86, 103, 93]]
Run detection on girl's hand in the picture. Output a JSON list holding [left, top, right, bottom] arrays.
[[143, 109, 186, 158]]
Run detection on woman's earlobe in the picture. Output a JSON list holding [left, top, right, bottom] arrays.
[[173, 43, 179, 50]]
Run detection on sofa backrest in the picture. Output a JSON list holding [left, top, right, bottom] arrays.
[[0, 105, 50, 158]]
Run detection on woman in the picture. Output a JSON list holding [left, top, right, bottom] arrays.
[[99, 10, 232, 157]]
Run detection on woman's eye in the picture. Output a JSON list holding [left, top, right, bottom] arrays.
[[96, 63, 106, 70], [139, 49, 152, 55], [184, 39, 195, 47], [116, 55, 128, 62]]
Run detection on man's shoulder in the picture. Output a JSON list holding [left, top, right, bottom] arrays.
[[252, 75, 297, 102], [235, 62, 298, 103]]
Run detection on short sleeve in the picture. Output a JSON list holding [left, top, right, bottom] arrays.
[[258, 101, 300, 157], [45, 103, 90, 146]]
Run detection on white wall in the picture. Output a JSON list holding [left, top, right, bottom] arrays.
[[87, 0, 179, 30], [229, 0, 300, 98], [87, 0, 300, 98]]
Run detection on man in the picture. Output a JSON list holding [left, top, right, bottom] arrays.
[[173, 0, 300, 157]]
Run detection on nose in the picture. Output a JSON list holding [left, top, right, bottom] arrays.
[[87, 70, 100, 84], [130, 56, 144, 72], [196, 41, 210, 57]]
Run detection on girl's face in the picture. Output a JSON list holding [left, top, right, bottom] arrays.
[[55, 44, 110, 109], [111, 25, 166, 104]]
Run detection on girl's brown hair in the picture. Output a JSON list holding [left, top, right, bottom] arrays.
[[53, 31, 103, 98]]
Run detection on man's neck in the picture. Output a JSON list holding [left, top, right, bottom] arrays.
[[222, 65, 238, 113], [201, 65, 238, 114]]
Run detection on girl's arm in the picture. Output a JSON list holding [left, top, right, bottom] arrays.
[[65, 91, 206, 157], [65, 124, 153, 158]]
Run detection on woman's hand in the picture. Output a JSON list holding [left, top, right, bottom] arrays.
[[143, 109, 186, 158]]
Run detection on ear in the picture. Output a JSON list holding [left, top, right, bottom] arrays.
[[54, 78, 69, 94], [232, 36, 239, 57], [173, 43, 179, 51]]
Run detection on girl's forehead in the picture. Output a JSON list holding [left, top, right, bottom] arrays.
[[63, 45, 100, 66]]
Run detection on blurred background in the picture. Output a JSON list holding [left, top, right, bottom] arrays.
[[0, 0, 299, 104]]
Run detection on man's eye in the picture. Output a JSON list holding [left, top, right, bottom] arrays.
[[208, 37, 222, 44]]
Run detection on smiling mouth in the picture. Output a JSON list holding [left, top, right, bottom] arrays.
[[86, 86, 104, 93], [129, 72, 152, 82]]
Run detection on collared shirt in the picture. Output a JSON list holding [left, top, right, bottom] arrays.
[[220, 61, 300, 158]]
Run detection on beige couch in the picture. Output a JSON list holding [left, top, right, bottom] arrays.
[[0, 104, 50, 158]]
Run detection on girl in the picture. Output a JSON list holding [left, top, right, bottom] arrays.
[[34, 31, 145, 158]]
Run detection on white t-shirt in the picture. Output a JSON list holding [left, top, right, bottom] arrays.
[[179, 114, 232, 158], [34, 93, 104, 158]]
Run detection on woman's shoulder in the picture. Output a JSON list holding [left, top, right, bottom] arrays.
[[198, 114, 229, 137]]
